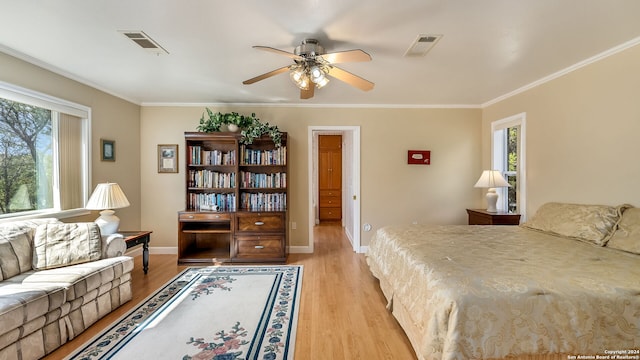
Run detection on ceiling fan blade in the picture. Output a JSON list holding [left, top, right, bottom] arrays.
[[300, 86, 315, 99], [326, 66, 374, 91], [253, 46, 303, 61], [242, 66, 290, 85], [319, 49, 371, 64]]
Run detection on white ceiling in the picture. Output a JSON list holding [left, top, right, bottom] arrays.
[[1, 0, 640, 107]]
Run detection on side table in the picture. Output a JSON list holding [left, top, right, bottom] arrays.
[[466, 209, 521, 225], [121, 231, 152, 274]]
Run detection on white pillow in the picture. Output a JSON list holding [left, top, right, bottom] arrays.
[[607, 207, 640, 255], [32, 222, 102, 270], [521, 202, 626, 246]]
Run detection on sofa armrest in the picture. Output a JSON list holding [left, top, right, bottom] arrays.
[[102, 234, 127, 258]]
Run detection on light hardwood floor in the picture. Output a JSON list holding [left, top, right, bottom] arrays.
[[44, 223, 417, 359]]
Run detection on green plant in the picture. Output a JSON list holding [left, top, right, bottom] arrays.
[[197, 109, 254, 132], [240, 116, 282, 147], [197, 108, 282, 146]]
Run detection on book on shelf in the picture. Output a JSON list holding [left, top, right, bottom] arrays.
[[240, 192, 286, 211], [188, 193, 236, 211], [239, 171, 286, 189], [240, 145, 287, 165], [189, 170, 236, 188], [188, 146, 236, 165]]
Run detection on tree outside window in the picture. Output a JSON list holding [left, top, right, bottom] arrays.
[[0, 99, 53, 215]]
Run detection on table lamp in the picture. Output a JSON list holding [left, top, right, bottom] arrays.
[[474, 170, 511, 213], [86, 182, 130, 235]]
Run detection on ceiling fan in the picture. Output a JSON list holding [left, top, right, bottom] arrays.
[[242, 39, 374, 99]]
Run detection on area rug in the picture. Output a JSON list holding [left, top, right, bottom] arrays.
[[66, 265, 303, 360]]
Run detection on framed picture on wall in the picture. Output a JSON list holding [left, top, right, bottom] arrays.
[[158, 144, 179, 173], [101, 139, 115, 161]]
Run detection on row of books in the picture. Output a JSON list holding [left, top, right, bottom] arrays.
[[188, 146, 236, 165], [240, 145, 286, 165], [240, 193, 286, 211], [188, 193, 236, 211], [239, 171, 286, 189], [188, 170, 236, 189]]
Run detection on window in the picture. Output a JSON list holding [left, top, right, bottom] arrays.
[[491, 113, 526, 219], [0, 81, 90, 219]]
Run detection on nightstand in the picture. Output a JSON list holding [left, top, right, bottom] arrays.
[[466, 209, 521, 225]]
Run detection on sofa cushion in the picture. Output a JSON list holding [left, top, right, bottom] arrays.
[[32, 222, 102, 270], [0, 281, 66, 339], [0, 231, 33, 281], [0, 219, 61, 281], [20, 256, 134, 302]]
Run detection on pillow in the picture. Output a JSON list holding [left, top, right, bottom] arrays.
[[521, 202, 624, 246], [606, 207, 640, 255], [32, 222, 102, 270]]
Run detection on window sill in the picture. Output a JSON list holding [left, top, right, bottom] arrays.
[[0, 209, 91, 223]]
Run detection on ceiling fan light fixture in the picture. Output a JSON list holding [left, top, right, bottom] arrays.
[[309, 65, 324, 81], [244, 38, 374, 99], [290, 67, 310, 90], [309, 64, 330, 88], [314, 76, 329, 89]]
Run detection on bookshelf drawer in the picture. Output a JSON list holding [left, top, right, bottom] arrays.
[[179, 212, 232, 222], [236, 213, 284, 232], [235, 235, 284, 258]]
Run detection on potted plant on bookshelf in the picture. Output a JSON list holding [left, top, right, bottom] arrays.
[[240, 116, 282, 147], [197, 109, 253, 133], [197, 108, 282, 146]]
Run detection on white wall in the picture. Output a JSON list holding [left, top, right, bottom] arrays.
[[482, 44, 640, 214], [140, 106, 482, 251], [0, 52, 142, 229]]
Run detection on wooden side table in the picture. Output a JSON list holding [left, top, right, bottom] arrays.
[[121, 231, 152, 274], [466, 209, 521, 225]]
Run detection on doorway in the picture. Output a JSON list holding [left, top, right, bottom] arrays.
[[318, 135, 342, 223], [307, 126, 361, 253]]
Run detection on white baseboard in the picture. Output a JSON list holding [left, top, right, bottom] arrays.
[[288, 246, 313, 254], [142, 246, 311, 255], [149, 247, 178, 255], [359, 246, 369, 254], [127, 247, 177, 256], [125, 247, 142, 257]]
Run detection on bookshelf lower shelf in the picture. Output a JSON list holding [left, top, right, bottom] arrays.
[[182, 229, 230, 234], [178, 248, 231, 264]]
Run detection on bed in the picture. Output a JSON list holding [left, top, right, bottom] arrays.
[[366, 203, 640, 360]]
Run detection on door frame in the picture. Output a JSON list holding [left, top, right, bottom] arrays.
[[308, 126, 361, 253]]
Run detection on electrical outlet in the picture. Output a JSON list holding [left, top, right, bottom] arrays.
[[291, 222, 297, 230], [412, 220, 418, 225]]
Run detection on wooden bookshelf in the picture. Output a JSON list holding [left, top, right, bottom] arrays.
[[178, 132, 288, 264]]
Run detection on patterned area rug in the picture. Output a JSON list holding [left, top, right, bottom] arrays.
[[66, 266, 302, 360]]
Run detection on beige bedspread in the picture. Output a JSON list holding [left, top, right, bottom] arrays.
[[366, 224, 640, 360]]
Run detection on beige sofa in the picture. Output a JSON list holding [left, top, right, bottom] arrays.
[[0, 218, 134, 360]]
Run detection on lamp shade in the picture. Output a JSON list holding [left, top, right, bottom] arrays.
[[474, 170, 510, 188], [473, 170, 510, 213], [86, 183, 130, 210], [86, 183, 130, 235]]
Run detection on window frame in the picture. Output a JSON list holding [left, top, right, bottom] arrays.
[[491, 112, 527, 220], [0, 80, 91, 221]]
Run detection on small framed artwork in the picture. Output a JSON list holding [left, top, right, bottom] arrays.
[[407, 150, 431, 165], [101, 139, 115, 161], [158, 144, 179, 173]]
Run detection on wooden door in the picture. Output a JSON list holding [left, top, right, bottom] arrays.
[[318, 135, 342, 221]]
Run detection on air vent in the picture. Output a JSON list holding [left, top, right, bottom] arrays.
[[119, 30, 169, 55], [404, 34, 442, 57]]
